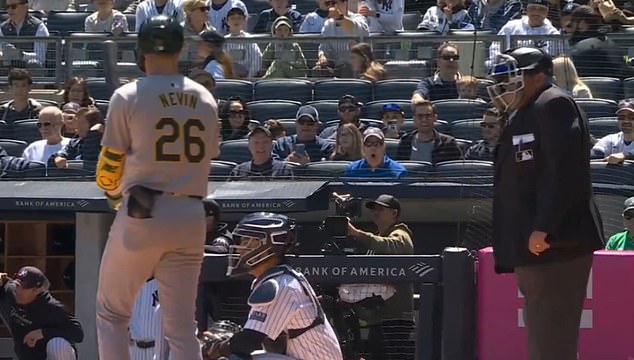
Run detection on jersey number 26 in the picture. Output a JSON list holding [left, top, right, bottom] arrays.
[[155, 117, 206, 163]]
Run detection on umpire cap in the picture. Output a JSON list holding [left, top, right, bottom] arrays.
[[137, 15, 184, 56], [504, 47, 553, 76]]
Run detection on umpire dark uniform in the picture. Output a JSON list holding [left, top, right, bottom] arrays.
[[488, 47, 604, 360]]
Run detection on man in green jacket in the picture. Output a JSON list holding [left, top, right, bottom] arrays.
[[605, 197, 634, 250], [346, 194, 414, 360]]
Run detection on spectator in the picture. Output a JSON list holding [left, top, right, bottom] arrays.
[[61, 102, 81, 138], [0, 144, 34, 176], [263, 119, 287, 140], [0, 0, 50, 66], [135, 0, 184, 32], [412, 42, 461, 102], [350, 42, 386, 82], [330, 122, 364, 160], [344, 194, 414, 360], [28, 0, 77, 12], [468, 0, 522, 32], [319, 94, 367, 139], [299, 0, 331, 32], [209, 0, 248, 34], [315, 0, 369, 78], [605, 197, 634, 250], [0, 68, 42, 125], [345, 127, 407, 178], [591, 99, 634, 164], [261, 16, 309, 79], [592, 0, 634, 26], [180, 0, 214, 67], [189, 68, 216, 96], [22, 106, 71, 164], [231, 126, 294, 179], [464, 107, 503, 161], [559, 1, 579, 34], [253, 0, 304, 33], [0, 267, 84, 360], [456, 75, 483, 100], [358, 0, 405, 33], [488, 0, 561, 62], [380, 103, 406, 139], [272, 105, 334, 164], [198, 29, 234, 79], [552, 56, 592, 98], [225, 6, 262, 78], [62, 76, 94, 107], [220, 96, 250, 140], [418, 0, 475, 33], [396, 99, 462, 164], [51, 106, 104, 168], [85, 0, 129, 34]]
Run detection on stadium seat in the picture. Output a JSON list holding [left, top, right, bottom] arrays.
[[86, 79, 113, 101], [476, 79, 493, 101], [306, 100, 339, 122], [94, 100, 110, 119], [449, 119, 483, 142], [125, 14, 136, 31], [383, 60, 430, 78], [218, 139, 251, 163], [210, 160, 237, 179], [296, 161, 351, 178], [433, 99, 489, 123], [402, 12, 423, 31], [215, 80, 253, 102], [575, 98, 618, 118], [247, 100, 301, 122], [248, 119, 261, 129], [435, 120, 449, 134], [0, 139, 27, 157], [373, 79, 419, 101], [313, 79, 373, 104], [399, 160, 433, 177], [590, 161, 634, 185], [46, 12, 90, 36], [454, 139, 473, 155], [588, 117, 618, 138], [385, 138, 400, 158], [435, 160, 494, 180], [275, 119, 298, 136], [364, 100, 413, 119], [579, 77, 622, 101], [623, 77, 634, 99], [253, 79, 313, 103], [12, 119, 40, 144], [0, 122, 11, 139], [46, 164, 95, 178]]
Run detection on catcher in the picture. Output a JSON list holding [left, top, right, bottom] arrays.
[[201, 212, 343, 360]]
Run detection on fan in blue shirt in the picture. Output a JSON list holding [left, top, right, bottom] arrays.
[[345, 128, 407, 178]]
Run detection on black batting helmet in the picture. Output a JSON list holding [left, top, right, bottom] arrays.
[[137, 15, 184, 56]]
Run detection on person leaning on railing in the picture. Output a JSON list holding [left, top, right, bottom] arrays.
[[0, 0, 50, 67]]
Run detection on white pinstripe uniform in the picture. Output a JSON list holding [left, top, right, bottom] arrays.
[[225, 31, 263, 78], [244, 265, 343, 360], [129, 279, 170, 360], [45, 337, 76, 360]]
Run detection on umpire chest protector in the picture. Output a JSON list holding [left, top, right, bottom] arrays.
[[249, 265, 325, 340]]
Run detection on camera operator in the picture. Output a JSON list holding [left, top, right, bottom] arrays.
[[345, 194, 415, 360]]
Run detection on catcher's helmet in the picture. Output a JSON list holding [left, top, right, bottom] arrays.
[[137, 15, 184, 56], [227, 212, 297, 277]]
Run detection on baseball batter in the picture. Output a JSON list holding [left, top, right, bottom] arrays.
[[129, 279, 169, 360], [94, 15, 220, 360], [203, 212, 343, 360]]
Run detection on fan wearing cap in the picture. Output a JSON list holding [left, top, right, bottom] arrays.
[[319, 95, 367, 140], [591, 99, 634, 164], [272, 105, 334, 164], [225, 6, 263, 78], [253, 0, 304, 33], [605, 197, 634, 250], [198, 29, 233, 79], [208, 0, 248, 34], [380, 103, 405, 139], [344, 194, 414, 358], [261, 16, 309, 79], [0, 266, 83, 360], [231, 126, 295, 179], [344, 128, 407, 178], [489, 47, 604, 360]]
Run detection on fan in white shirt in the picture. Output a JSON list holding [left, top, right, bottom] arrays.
[[135, 0, 184, 32], [22, 107, 70, 164], [592, 99, 634, 164]]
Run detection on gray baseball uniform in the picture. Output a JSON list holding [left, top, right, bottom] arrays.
[[96, 74, 219, 360]]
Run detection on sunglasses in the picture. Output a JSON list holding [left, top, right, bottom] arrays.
[[297, 117, 316, 125], [480, 122, 498, 129], [339, 106, 357, 112], [36, 122, 52, 128], [228, 110, 246, 116], [364, 140, 384, 147], [624, 212, 634, 220], [440, 54, 460, 61], [5, 1, 26, 9], [325, 0, 336, 5], [197, 5, 210, 11]]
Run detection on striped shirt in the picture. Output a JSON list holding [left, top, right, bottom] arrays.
[[225, 31, 263, 78], [244, 265, 343, 360], [318, 12, 369, 66], [209, 0, 248, 34]]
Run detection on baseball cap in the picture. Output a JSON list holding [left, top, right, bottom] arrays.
[[363, 127, 385, 142], [365, 194, 401, 212], [381, 103, 404, 114], [62, 102, 81, 114], [227, 6, 246, 17], [199, 29, 225, 45], [528, 0, 549, 6], [296, 105, 319, 123], [13, 266, 48, 289], [617, 99, 634, 114], [339, 94, 362, 107], [203, 198, 221, 218], [248, 125, 272, 139], [624, 197, 634, 212], [273, 16, 292, 31]]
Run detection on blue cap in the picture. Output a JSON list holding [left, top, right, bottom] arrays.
[[296, 105, 320, 123]]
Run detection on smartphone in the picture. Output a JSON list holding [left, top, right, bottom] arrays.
[[294, 144, 307, 157]]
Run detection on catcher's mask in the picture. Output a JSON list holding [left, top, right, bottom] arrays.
[[227, 212, 297, 277], [487, 54, 525, 113]]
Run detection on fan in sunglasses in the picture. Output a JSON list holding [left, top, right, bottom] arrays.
[[0, 0, 50, 67]]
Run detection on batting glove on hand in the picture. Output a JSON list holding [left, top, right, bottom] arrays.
[[105, 191, 122, 211], [201, 330, 232, 360]]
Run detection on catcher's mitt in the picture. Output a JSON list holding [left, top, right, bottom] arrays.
[[201, 320, 242, 360]]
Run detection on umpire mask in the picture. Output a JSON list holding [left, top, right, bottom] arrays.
[[487, 54, 525, 113]]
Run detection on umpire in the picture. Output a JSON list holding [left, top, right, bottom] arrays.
[[488, 47, 604, 360]]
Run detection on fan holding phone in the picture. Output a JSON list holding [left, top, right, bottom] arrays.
[[274, 105, 335, 164]]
